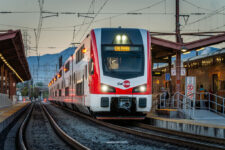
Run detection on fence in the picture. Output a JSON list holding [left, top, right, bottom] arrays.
[[0, 93, 12, 108]]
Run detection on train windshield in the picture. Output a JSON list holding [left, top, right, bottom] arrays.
[[102, 46, 144, 79], [101, 28, 145, 79]]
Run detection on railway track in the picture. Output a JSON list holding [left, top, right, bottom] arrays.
[[46, 102, 184, 149], [52, 103, 225, 150], [17, 102, 89, 150]]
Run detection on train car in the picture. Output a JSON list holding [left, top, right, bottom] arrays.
[[48, 28, 152, 120]]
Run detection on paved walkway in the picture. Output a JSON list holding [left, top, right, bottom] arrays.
[[191, 110, 225, 126], [0, 102, 30, 123]]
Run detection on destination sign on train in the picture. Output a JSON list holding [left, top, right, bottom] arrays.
[[103, 46, 141, 52]]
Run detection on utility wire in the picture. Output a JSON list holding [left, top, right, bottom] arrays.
[[79, 0, 110, 42], [182, 0, 212, 12], [0, 23, 34, 30], [185, 5, 225, 26], [75, 0, 95, 43], [41, 0, 167, 30]]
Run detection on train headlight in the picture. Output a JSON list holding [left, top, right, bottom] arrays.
[[116, 35, 121, 41], [101, 84, 116, 93], [101, 85, 108, 92], [132, 84, 147, 93], [122, 35, 127, 41], [140, 86, 146, 92], [122, 35, 127, 44], [115, 34, 128, 44]]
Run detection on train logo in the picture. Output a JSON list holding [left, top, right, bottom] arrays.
[[123, 80, 130, 88]]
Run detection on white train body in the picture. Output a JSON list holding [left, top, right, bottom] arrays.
[[49, 28, 152, 120]]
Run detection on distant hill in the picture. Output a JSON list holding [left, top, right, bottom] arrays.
[[27, 47, 76, 86]]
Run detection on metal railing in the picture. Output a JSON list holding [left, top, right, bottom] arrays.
[[158, 92, 225, 118], [194, 92, 225, 116], [172, 92, 196, 118], [159, 92, 171, 109], [159, 92, 195, 118]]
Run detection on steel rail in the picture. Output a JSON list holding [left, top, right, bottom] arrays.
[[52, 103, 225, 150], [18, 103, 34, 150], [41, 103, 90, 150]]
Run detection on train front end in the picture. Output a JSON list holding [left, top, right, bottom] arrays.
[[89, 28, 152, 120]]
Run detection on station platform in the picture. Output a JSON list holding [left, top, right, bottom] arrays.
[[0, 102, 30, 134], [146, 111, 225, 139]]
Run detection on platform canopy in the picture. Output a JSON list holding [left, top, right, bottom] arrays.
[[0, 30, 31, 82], [150, 32, 225, 63]]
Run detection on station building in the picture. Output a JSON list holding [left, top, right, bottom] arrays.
[[0, 30, 31, 107], [153, 48, 225, 97]]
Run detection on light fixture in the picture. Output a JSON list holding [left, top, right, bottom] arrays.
[[196, 47, 204, 52], [181, 46, 187, 52], [0, 53, 24, 82], [183, 51, 190, 54]]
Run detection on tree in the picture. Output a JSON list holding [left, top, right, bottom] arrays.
[[21, 87, 28, 96]]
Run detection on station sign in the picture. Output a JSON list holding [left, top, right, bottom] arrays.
[[165, 73, 170, 81], [185, 76, 196, 100], [171, 68, 186, 76], [152, 71, 162, 76]]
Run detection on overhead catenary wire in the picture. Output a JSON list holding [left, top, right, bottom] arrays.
[[74, 0, 96, 43], [79, 0, 110, 42], [182, 0, 212, 12], [184, 5, 225, 27]]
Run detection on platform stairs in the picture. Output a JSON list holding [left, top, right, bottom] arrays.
[[157, 92, 225, 119]]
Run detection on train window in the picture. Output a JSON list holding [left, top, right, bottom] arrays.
[[65, 87, 69, 96], [64, 62, 70, 72], [85, 65, 87, 79], [73, 72, 76, 84], [89, 59, 94, 75], [76, 45, 85, 64], [76, 83, 82, 96], [76, 80, 84, 96], [59, 90, 61, 97], [58, 70, 62, 78]]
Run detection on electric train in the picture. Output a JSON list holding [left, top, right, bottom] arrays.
[[48, 28, 152, 120]]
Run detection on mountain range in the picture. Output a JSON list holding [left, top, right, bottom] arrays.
[[27, 47, 76, 86]]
